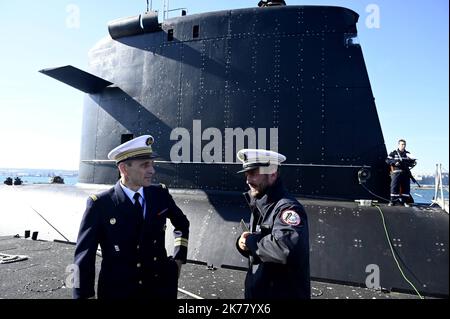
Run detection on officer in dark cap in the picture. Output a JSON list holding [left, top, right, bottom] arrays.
[[73, 135, 189, 299], [236, 149, 310, 299]]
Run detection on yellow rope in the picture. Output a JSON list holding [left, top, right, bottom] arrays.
[[374, 205, 424, 299]]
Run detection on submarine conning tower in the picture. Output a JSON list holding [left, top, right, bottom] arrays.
[[46, 5, 390, 200]]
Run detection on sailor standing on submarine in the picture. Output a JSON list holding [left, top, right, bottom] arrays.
[[73, 135, 189, 299], [386, 139, 417, 207]]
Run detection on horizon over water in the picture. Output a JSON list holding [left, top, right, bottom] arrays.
[[1, 173, 447, 205], [0, 174, 78, 186], [0, 167, 78, 185]]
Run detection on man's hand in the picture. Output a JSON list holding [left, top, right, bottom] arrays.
[[238, 232, 251, 251], [175, 259, 183, 279]]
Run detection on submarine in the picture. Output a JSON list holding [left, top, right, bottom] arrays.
[[2, 1, 447, 298]]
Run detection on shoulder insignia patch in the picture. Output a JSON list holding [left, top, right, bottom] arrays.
[[280, 210, 301, 226], [89, 194, 98, 201], [160, 183, 167, 189]]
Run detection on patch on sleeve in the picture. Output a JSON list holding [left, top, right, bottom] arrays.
[[89, 194, 98, 201], [280, 210, 301, 226]]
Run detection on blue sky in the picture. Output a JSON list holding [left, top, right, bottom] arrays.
[[0, 0, 448, 175]]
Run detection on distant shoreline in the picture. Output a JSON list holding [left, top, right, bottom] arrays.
[[412, 185, 438, 189], [1, 175, 78, 186]]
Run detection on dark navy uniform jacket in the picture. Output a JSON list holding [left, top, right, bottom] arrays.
[[386, 149, 416, 172], [385, 149, 416, 202], [237, 178, 310, 299], [73, 182, 189, 299]]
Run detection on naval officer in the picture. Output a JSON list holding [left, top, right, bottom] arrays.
[[73, 135, 189, 299], [236, 149, 310, 299]]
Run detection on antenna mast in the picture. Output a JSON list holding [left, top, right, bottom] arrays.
[[162, 0, 187, 20], [146, 0, 153, 12], [162, 0, 169, 20]]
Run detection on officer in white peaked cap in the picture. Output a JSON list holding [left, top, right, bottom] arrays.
[[235, 148, 311, 299], [74, 135, 189, 300]]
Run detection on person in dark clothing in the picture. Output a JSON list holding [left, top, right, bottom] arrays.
[[236, 149, 310, 299], [73, 135, 189, 299], [386, 139, 417, 207]]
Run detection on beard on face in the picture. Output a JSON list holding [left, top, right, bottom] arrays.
[[248, 176, 269, 198]]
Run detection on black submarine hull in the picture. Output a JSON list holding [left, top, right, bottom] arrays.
[[180, 190, 448, 297], [1, 184, 447, 296], [38, 5, 448, 297], [44, 5, 389, 199]]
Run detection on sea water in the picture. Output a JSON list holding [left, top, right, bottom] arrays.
[[411, 186, 449, 204], [0, 174, 78, 185]]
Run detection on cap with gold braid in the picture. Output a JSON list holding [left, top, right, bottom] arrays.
[[108, 135, 158, 164]]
